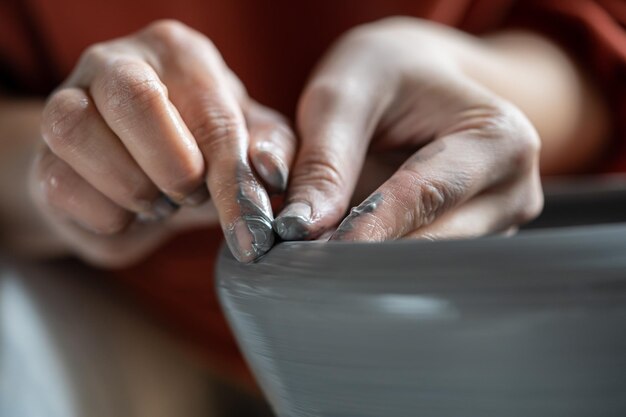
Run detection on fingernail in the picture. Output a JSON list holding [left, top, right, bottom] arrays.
[[225, 216, 274, 263], [183, 187, 210, 206], [151, 194, 179, 219], [274, 201, 312, 240], [254, 151, 288, 192]]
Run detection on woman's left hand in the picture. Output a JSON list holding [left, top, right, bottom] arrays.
[[274, 18, 544, 242]]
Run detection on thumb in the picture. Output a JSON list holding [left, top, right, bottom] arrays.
[[246, 101, 297, 194], [274, 76, 394, 240]]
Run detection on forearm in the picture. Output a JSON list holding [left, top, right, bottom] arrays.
[[0, 98, 67, 257], [471, 30, 610, 174]]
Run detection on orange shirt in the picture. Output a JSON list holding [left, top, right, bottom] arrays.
[[1, 0, 625, 389]]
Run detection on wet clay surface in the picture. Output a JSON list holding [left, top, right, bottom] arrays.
[[218, 180, 626, 417], [218, 225, 626, 416]]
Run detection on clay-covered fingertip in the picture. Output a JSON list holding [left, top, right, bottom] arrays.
[[273, 216, 311, 241], [225, 217, 275, 264], [253, 151, 288, 193], [274, 201, 313, 240]]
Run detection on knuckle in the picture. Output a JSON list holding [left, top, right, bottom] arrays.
[[370, 16, 415, 29], [338, 17, 416, 52], [457, 102, 542, 173], [459, 104, 512, 139], [290, 150, 345, 195], [35, 153, 132, 234], [298, 81, 342, 118], [39, 173, 62, 209], [504, 108, 542, 170], [227, 73, 248, 101], [142, 19, 212, 57], [36, 156, 74, 209], [188, 106, 243, 151], [39, 175, 59, 208], [414, 178, 448, 226], [144, 19, 191, 45], [42, 89, 90, 152], [80, 43, 112, 70], [511, 128, 541, 170], [340, 22, 388, 47], [99, 59, 166, 115], [299, 82, 335, 108], [298, 79, 367, 128], [140, 20, 219, 70], [395, 171, 462, 228], [162, 162, 204, 196], [485, 103, 542, 170], [514, 187, 544, 225], [514, 203, 540, 225], [366, 17, 433, 40]]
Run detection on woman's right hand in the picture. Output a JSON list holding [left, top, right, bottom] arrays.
[[31, 20, 296, 266]]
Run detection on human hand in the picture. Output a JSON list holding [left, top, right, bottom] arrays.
[[274, 18, 543, 242], [32, 20, 295, 266]]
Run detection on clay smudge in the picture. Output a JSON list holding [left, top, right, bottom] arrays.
[[224, 162, 275, 263], [273, 201, 312, 241], [331, 192, 383, 240], [237, 188, 274, 255]]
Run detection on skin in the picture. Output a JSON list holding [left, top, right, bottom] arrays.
[[0, 18, 610, 266], [275, 18, 610, 242], [32, 20, 297, 265]]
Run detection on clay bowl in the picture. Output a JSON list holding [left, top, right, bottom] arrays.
[[216, 179, 626, 417]]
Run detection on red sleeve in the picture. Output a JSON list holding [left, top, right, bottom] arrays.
[[0, 0, 57, 94]]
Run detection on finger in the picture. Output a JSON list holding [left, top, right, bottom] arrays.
[[330, 128, 537, 242], [219, 71, 295, 193], [274, 68, 397, 240], [41, 87, 177, 217], [145, 26, 274, 262], [89, 57, 205, 204], [34, 149, 133, 234], [246, 101, 296, 193], [166, 198, 219, 231], [403, 174, 543, 240]]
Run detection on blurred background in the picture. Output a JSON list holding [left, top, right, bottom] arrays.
[[1, 1, 624, 416], [0, 257, 274, 417]]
